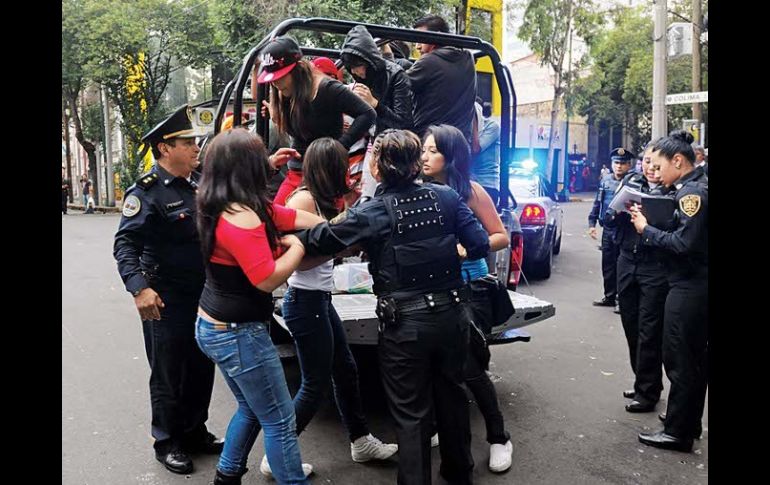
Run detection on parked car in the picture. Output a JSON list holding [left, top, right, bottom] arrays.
[[509, 163, 563, 279]]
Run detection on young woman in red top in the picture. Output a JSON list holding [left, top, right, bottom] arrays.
[[195, 128, 323, 485]]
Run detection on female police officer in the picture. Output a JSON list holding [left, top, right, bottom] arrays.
[[630, 130, 707, 452], [603, 141, 669, 412], [297, 129, 489, 484]]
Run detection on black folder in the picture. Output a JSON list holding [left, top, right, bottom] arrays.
[[641, 195, 676, 230]]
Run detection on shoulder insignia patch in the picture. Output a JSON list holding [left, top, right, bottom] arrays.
[[679, 194, 701, 217], [122, 195, 142, 218], [136, 173, 159, 189], [330, 210, 348, 225]]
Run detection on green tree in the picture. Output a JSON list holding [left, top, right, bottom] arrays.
[[63, 0, 216, 193], [518, 0, 602, 182], [209, 0, 460, 68], [573, 5, 708, 150], [62, 0, 102, 201]]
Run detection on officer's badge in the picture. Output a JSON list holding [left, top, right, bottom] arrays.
[[618, 148, 625, 156], [679, 194, 701, 217], [330, 210, 348, 225], [122, 195, 141, 218], [199, 110, 213, 125]]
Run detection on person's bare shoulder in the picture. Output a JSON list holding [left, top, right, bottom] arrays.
[[285, 189, 317, 214], [222, 203, 261, 229]]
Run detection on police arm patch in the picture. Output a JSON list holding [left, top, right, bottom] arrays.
[[122, 195, 142, 217], [679, 194, 701, 217], [330, 210, 348, 225]]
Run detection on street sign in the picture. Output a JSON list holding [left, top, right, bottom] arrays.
[[665, 91, 708, 105]]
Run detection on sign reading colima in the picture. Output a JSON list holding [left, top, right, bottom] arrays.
[[665, 91, 708, 105]]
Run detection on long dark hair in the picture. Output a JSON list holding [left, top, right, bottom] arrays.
[[652, 130, 696, 164], [424, 124, 472, 201], [301, 137, 350, 220], [270, 59, 315, 140], [372, 129, 422, 187], [197, 128, 280, 262]]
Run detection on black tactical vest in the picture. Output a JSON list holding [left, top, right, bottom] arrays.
[[368, 185, 464, 298]]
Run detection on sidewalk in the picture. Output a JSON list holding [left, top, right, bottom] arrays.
[[568, 191, 595, 203], [66, 202, 121, 214]]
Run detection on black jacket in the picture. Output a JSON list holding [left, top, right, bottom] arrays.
[[406, 46, 477, 141], [342, 25, 414, 134], [640, 167, 708, 280], [114, 164, 205, 296]]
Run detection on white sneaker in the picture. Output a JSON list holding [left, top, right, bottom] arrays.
[[488, 440, 513, 473], [259, 454, 314, 478], [351, 433, 398, 462], [430, 433, 439, 448]]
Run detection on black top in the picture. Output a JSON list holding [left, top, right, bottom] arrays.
[[640, 167, 708, 279], [406, 46, 477, 141], [288, 78, 376, 168], [113, 164, 205, 296], [199, 264, 273, 324]]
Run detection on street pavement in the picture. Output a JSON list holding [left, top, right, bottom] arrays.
[[62, 201, 707, 484]]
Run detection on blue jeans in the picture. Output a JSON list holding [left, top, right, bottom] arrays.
[[195, 316, 308, 484], [282, 287, 369, 442]]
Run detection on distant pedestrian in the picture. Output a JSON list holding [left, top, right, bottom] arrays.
[[62, 170, 70, 215]]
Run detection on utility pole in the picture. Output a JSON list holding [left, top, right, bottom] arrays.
[[101, 85, 115, 206], [561, 22, 573, 201], [652, 0, 668, 139], [691, 0, 702, 141], [62, 97, 74, 203]]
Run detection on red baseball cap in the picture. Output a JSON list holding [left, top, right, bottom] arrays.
[[312, 57, 343, 81], [256, 36, 303, 84]]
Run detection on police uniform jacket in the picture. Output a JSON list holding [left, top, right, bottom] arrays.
[[589, 173, 623, 229], [603, 172, 670, 256], [640, 167, 708, 280], [298, 181, 490, 300], [114, 164, 205, 296]]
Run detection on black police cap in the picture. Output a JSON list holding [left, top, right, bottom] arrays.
[[610, 147, 635, 163], [141, 104, 207, 144]]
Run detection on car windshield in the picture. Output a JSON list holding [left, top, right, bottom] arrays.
[[509, 175, 539, 199]]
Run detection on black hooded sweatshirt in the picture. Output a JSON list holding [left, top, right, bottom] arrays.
[[406, 46, 477, 142], [341, 25, 414, 134]]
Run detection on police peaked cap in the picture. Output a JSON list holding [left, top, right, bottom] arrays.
[[141, 105, 207, 144], [610, 147, 635, 162]]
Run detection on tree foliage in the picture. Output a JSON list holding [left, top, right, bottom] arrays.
[[517, 0, 602, 181], [573, 5, 708, 150], [63, 0, 216, 192], [209, 0, 460, 66]]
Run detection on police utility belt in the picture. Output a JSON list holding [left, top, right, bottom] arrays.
[[376, 287, 470, 330]]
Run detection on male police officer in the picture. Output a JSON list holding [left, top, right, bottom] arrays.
[[588, 148, 635, 312], [298, 130, 489, 485], [114, 105, 222, 474]]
